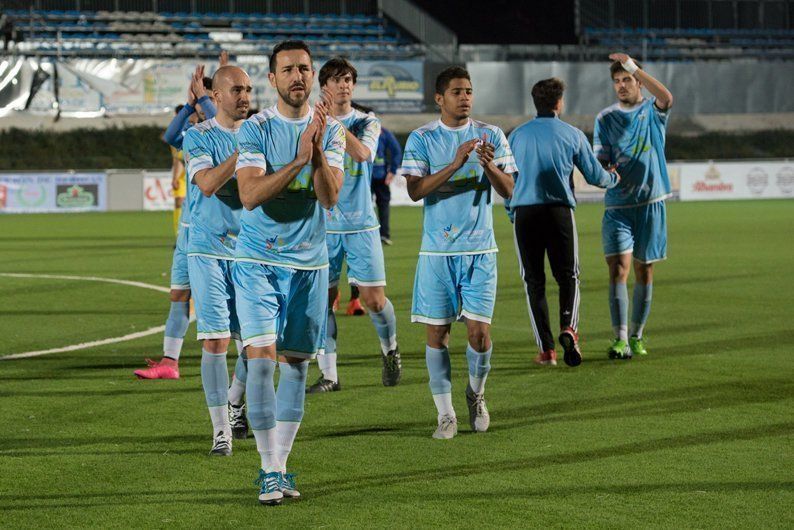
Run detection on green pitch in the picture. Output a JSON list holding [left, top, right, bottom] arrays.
[[1, 201, 792, 528]]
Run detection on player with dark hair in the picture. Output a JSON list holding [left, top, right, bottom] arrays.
[[401, 66, 516, 439], [234, 40, 345, 504], [508, 77, 619, 367], [594, 53, 674, 359], [306, 57, 401, 393]]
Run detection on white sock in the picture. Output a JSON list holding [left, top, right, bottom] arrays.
[[432, 393, 455, 419], [253, 428, 278, 472], [234, 339, 245, 355], [228, 376, 245, 406], [469, 374, 487, 395], [630, 323, 645, 338], [379, 334, 398, 355], [317, 352, 338, 383], [163, 337, 183, 360], [275, 421, 301, 473], [208, 405, 230, 436], [613, 325, 628, 342]]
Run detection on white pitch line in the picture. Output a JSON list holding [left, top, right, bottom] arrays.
[[0, 273, 191, 360], [0, 272, 171, 294]]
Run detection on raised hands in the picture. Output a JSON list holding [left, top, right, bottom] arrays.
[[453, 138, 480, 170], [190, 64, 207, 101], [475, 133, 496, 169], [219, 50, 229, 67]]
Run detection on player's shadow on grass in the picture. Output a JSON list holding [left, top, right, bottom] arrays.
[[303, 421, 794, 497], [303, 377, 790, 441]]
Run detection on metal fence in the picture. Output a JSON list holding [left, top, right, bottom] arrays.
[[576, 0, 793, 32]]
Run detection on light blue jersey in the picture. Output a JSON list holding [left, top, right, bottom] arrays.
[[235, 105, 346, 270], [183, 118, 243, 260], [508, 115, 618, 210], [593, 97, 671, 208], [400, 119, 517, 255], [326, 108, 381, 233]]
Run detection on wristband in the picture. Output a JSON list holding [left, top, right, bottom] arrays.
[[622, 58, 640, 75]]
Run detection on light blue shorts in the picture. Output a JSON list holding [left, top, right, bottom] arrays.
[[233, 261, 328, 358], [602, 200, 667, 264], [170, 225, 190, 290], [410, 252, 497, 326], [187, 255, 239, 341], [327, 229, 386, 288]]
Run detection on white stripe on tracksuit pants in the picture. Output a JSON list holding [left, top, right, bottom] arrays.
[[512, 204, 580, 353]]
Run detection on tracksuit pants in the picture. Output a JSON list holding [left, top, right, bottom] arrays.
[[513, 204, 580, 352]]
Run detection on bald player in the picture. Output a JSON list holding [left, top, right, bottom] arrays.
[[182, 65, 251, 455]]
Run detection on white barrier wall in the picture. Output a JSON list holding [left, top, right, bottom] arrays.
[[1, 160, 791, 214], [679, 161, 794, 201]]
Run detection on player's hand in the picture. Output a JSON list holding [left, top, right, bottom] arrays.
[[297, 121, 317, 166], [608, 52, 631, 64], [385, 172, 394, 186], [171, 176, 180, 190], [311, 103, 328, 164], [191, 65, 207, 99], [320, 88, 335, 116], [219, 50, 229, 67], [607, 163, 621, 184], [452, 138, 480, 170], [475, 133, 496, 168]]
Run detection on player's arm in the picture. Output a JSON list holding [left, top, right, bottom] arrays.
[[193, 152, 238, 197], [405, 138, 479, 201], [610, 52, 673, 111], [574, 131, 620, 189], [237, 125, 315, 211], [592, 117, 613, 169], [384, 129, 402, 184], [342, 114, 381, 163], [476, 132, 514, 199], [163, 105, 194, 149], [311, 105, 345, 209]]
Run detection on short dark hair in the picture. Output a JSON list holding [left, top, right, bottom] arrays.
[[319, 57, 358, 87], [175, 104, 184, 114], [610, 60, 642, 77], [435, 66, 470, 95], [269, 40, 313, 73], [531, 77, 565, 114], [202, 77, 212, 90]]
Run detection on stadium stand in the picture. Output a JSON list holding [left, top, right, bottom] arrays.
[[0, 5, 421, 59]]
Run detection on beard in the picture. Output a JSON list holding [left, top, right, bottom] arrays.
[[277, 84, 309, 108]]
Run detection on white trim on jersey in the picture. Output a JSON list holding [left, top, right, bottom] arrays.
[[170, 283, 191, 291], [326, 225, 381, 235], [605, 193, 672, 210], [234, 257, 330, 271]]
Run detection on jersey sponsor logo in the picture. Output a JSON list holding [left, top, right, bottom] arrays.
[[56, 184, 97, 208], [442, 224, 459, 240], [265, 235, 284, 251]]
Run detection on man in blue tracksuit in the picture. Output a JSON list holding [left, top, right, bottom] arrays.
[[371, 126, 402, 245], [508, 78, 619, 368]]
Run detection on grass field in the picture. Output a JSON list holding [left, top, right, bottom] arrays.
[[1, 201, 792, 528]]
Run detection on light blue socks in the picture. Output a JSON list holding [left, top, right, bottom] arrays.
[[631, 283, 653, 338], [369, 298, 398, 354], [609, 282, 629, 341]]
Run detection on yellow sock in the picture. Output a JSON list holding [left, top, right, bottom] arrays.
[[173, 207, 181, 236]]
